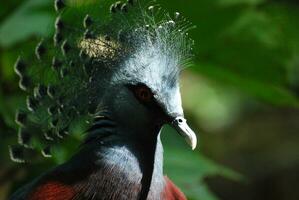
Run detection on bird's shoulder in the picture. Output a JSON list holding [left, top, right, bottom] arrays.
[[163, 176, 187, 200]]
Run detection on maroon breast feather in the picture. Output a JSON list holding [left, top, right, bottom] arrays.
[[163, 176, 187, 200]]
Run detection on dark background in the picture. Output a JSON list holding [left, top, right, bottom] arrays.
[[0, 0, 299, 199]]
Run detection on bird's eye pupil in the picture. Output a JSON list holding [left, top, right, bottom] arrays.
[[140, 90, 148, 98], [134, 85, 153, 102]]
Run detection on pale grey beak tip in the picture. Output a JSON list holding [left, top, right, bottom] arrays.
[[171, 117, 197, 150]]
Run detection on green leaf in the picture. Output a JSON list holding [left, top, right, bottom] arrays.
[[162, 126, 243, 200], [217, 0, 265, 6], [0, 0, 54, 47], [224, 9, 280, 48], [192, 62, 299, 107]]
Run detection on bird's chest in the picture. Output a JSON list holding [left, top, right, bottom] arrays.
[[75, 165, 140, 199], [74, 163, 164, 200], [74, 146, 164, 200]]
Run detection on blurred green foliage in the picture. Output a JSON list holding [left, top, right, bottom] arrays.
[[0, 0, 299, 200]]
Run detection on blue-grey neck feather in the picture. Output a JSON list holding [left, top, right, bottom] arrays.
[[76, 124, 165, 199]]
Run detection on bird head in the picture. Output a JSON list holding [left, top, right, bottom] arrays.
[[95, 15, 197, 149]]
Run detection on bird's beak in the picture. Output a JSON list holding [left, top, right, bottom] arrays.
[[171, 117, 197, 150], [157, 86, 197, 150]]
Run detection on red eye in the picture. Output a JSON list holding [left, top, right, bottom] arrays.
[[134, 85, 153, 102]]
